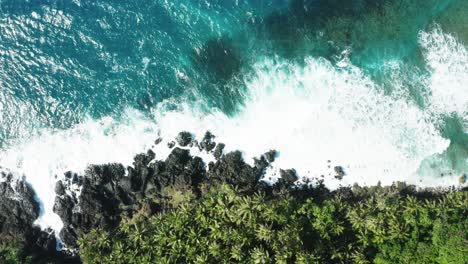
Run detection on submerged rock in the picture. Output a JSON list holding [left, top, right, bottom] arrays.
[[193, 37, 242, 82]]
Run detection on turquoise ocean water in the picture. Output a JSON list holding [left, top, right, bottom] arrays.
[[0, 0, 467, 229]]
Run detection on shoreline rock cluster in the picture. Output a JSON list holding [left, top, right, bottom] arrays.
[[0, 172, 73, 262], [54, 131, 278, 250], [0, 131, 465, 263]]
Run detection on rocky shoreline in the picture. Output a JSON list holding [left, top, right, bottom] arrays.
[[0, 131, 466, 263], [54, 131, 276, 251], [0, 172, 74, 262]]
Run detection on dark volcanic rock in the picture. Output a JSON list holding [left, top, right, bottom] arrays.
[[30, 228, 57, 257], [129, 150, 155, 193], [334, 166, 345, 180], [207, 151, 263, 190], [0, 173, 40, 241], [54, 163, 128, 247], [214, 143, 225, 160], [200, 131, 216, 152], [264, 150, 277, 163], [55, 181, 66, 196], [54, 147, 207, 248], [0, 172, 78, 263], [176, 131, 193, 147], [167, 141, 176, 148], [277, 169, 298, 188], [254, 156, 269, 172], [64, 171, 73, 179], [71, 173, 82, 186], [154, 137, 163, 145], [21, 227, 80, 263], [189, 139, 198, 148], [52, 133, 274, 249], [152, 147, 205, 192], [459, 174, 466, 184]]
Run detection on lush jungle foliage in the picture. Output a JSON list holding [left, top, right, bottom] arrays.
[[79, 184, 467, 264], [0, 240, 31, 264]]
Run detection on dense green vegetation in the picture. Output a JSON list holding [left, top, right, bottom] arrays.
[[79, 183, 467, 264], [0, 240, 31, 264]]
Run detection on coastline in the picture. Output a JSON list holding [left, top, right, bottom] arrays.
[[1, 131, 466, 263]]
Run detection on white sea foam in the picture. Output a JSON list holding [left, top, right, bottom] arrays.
[[0, 110, 158, 232], [152, 57, 450, 189], [0, 26, 466, 233], [151, 26, 467, 188], [419, 25, 468, 130]]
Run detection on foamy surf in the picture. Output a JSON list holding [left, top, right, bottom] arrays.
[[152, 56, 450, 188], [420, 25, 468, 126], [0, 26, 466, 234], [0, 110, 158, 232]]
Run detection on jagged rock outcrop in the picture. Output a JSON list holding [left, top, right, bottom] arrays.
[[199, 131, 216, 151], [54, 164, 127, 247], [206, 151, 263, 190], [213, 143, 225, 160], [53, 132, 278, 249], [334, 166, 345, 180], [0, 173, 39, 241], [277, 169, 299, 188], [0, 172, 78, 263], [5, 131, 464, 264], [175, 131, 193, 147], [54, 147, 207, 247]]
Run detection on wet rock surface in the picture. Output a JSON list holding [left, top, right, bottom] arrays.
[[1, 131, 465, 263], [167, 140, 176, 148], [176, 131, 193, 147], [199, 131, 216, 151], [277, 169, 299, 188], [54, 164, 126, 247], [0, 172, 79, 263], [264, 150, 277, 163], [0, 172, 39, 242], [206, 151, 262, 190], [334, 166, 346, 180], [53, 132, 277, 250], [213, 143, 225, 160]]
